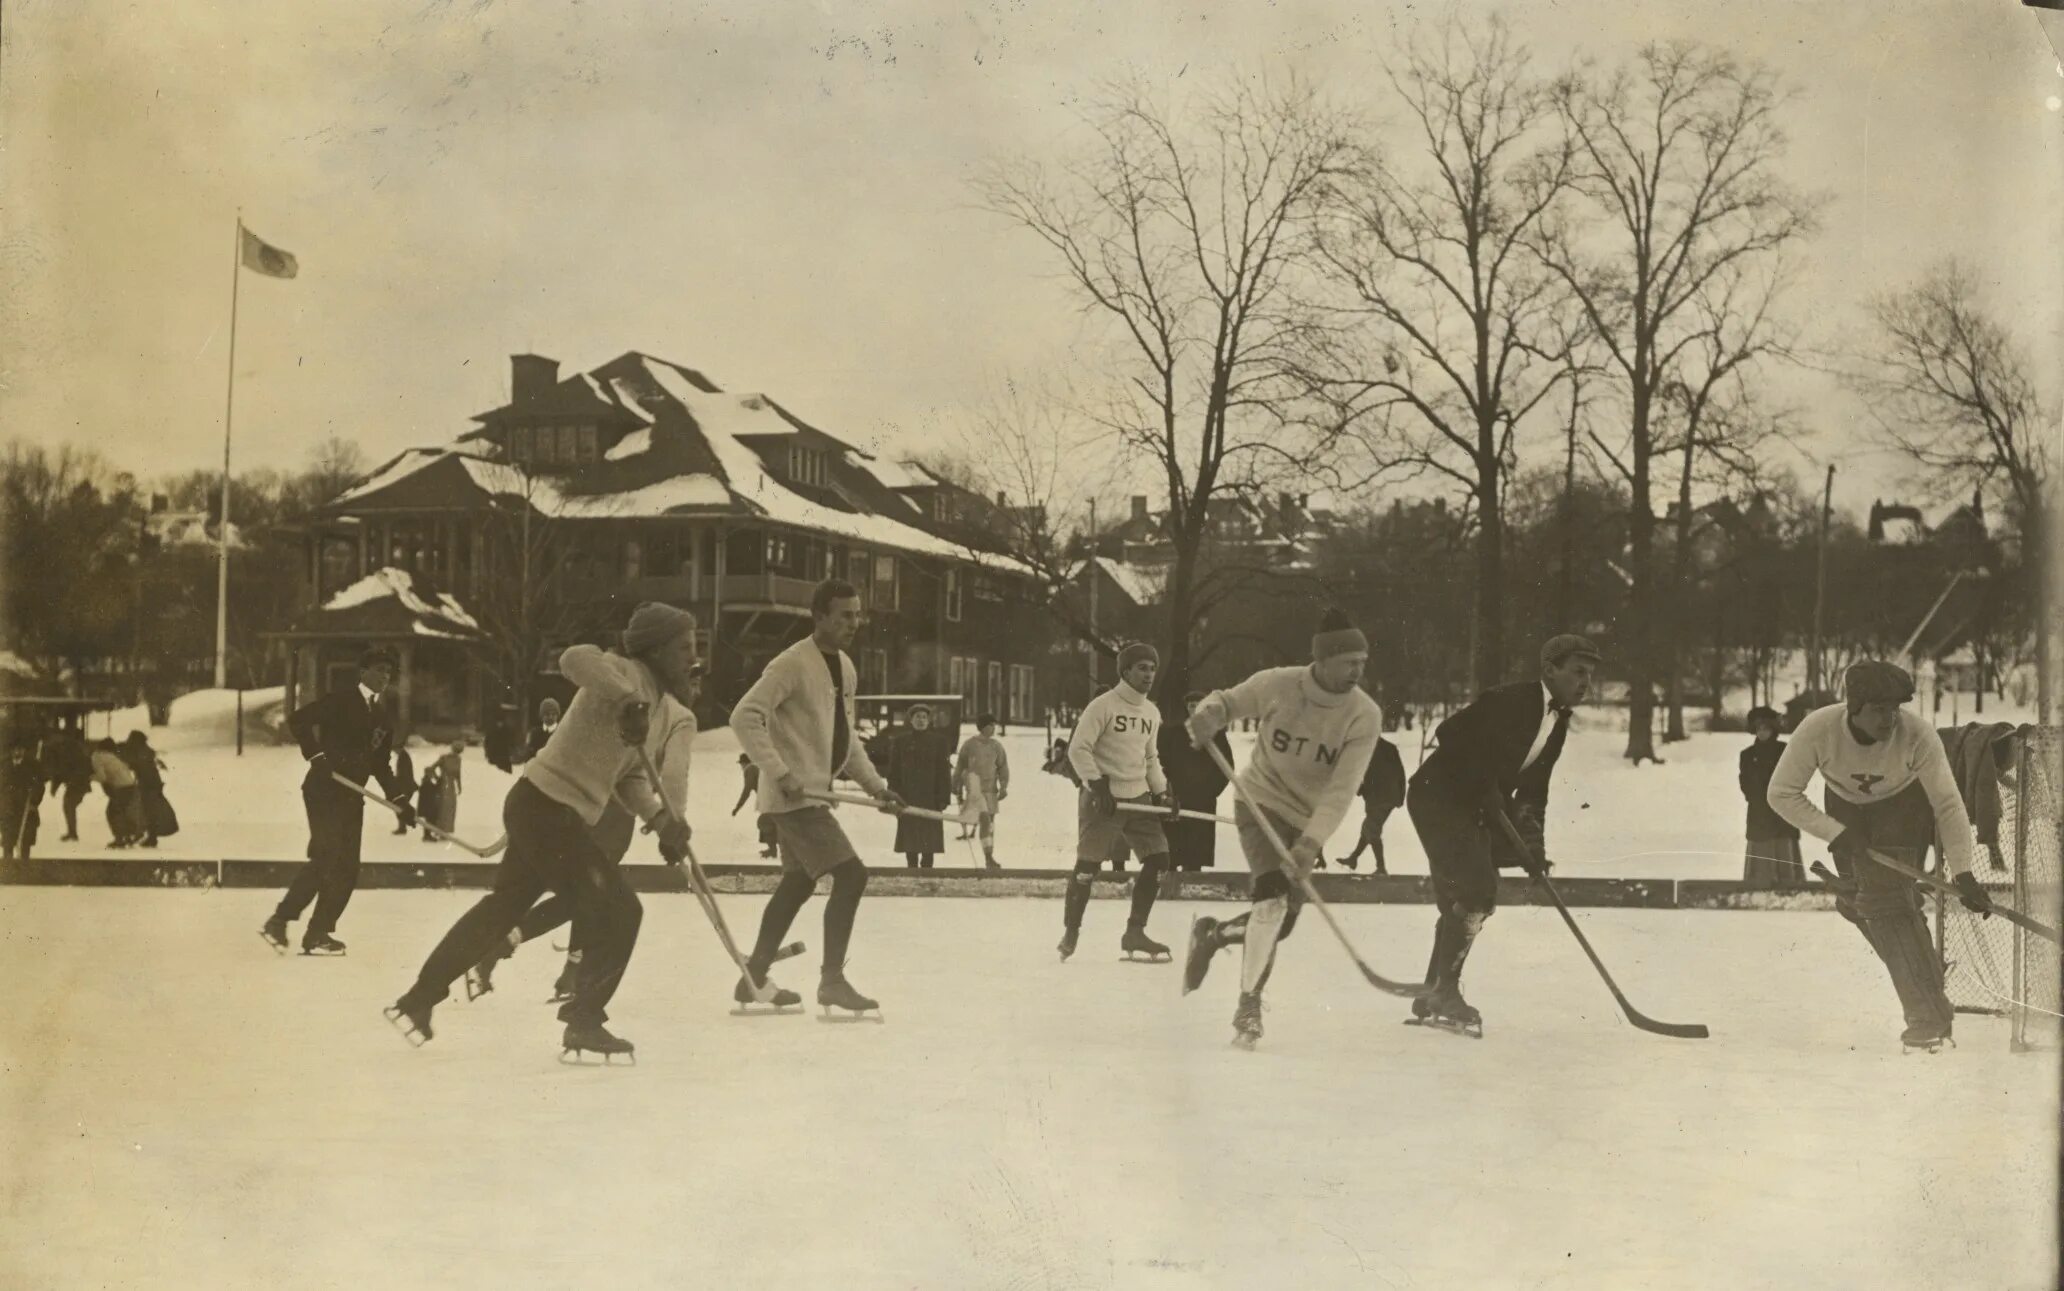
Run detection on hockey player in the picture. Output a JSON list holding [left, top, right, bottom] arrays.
[[1061, 641, 1176, 962], [732, 579, 905, 1018], [1403, 635, 1599, 1036], [263, 647, 413, 955], [1767, 660, 1995, 1052], [1179, 609, 1381, 1049], [385, 603, 699, 1059], [955, 714, 1009, 868]]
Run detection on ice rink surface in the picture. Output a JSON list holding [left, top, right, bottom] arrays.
[[3, 886, 2056, 1290]]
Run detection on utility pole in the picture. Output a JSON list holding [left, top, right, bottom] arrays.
[[1086, 498, 1099, 698], [1808, 464, 1834, 695]]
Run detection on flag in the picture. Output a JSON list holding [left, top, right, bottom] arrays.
[[239, 225, 298, 279]]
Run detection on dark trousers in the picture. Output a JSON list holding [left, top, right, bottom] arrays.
[[401, 779, 642, 1026], [276, 780, 367, 940], [1407, 775, 1506, 992], [61, 782, 87, 837]]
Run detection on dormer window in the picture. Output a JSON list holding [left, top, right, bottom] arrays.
[[507, 423, 599, 467], [785, 444, 828, 488]]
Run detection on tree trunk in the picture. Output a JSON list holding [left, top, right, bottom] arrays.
[[1160, 536, 1200, 726], [1662, 427, 1695, 742], [1474, 470, 1505, 690], [1624, 401, 1658, 763]]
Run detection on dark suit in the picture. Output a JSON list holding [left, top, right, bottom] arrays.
[[274, 684, 406, 942], [1160, 723, 1232, 871], [1407, 681, 1571, 995]]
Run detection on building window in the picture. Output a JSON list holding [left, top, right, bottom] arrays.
[[623, 538, 643, 581], [986, 661, 1004, 718], [959, 656, 978, 707], [848, 549, 870, 595], [947, 656, 964, 700], [944, 568, 963, 622], [874, 555, 897, 610], [577, 425, 599, 463], [862, 649, 887, 693], [510, 426, 532, 462], [1009, 665, 1035, 724], [557, 425, 580, 462], [785, 444, 828, 487]]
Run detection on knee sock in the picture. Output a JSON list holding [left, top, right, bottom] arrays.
[[1064, 860, 1098, 928], [823, 862, 869, 972], [1240, 896, 1288, 994], [751, 869, 815, 971], [1128, 857, 1166, 929]]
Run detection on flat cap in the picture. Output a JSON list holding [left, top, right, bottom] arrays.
[[1540, 634, 1602, 668], [1843, 660, 1914, 705]]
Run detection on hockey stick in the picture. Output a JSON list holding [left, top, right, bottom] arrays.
[[633, 746, 796, 1002], [329, 773, 507, 858], [1117, 801, 1236, 826], [1833, 849, 2060, 946], [1201, 742, 1428, 999], [1489, 807, 1708, 1039], [806, 789, 980, 827]]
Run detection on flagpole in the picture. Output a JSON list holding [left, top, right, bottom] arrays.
[[216, 215, 242, 690]]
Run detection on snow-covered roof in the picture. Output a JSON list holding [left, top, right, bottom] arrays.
[[857, 456, 932, 490], [604, 428, 652, 461], [0, 649, 37, 678], [322, 567, 480, 633], [1091, 556, 1164, 606]]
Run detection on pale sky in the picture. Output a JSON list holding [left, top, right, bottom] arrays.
[[3, 0, 2058, 516]]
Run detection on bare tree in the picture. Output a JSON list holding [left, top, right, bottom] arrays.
[[1852, 261, 2056, 717], [975, 74, 1362, 707], [1535, 43, 1818, 761], [1312, 17, 1579, 690]]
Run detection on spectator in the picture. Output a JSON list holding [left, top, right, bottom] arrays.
[[421, 741, 464, 842], [890, 704, 954, 868], [731, 752, 778, 859], [1739, 705, 1800, 888], [954, 713, 1009, 869], [483, 706, 516, 773], [527, 698, 562, 762], [389, 739, 421, 835], [1159, 691, 1232, 872], [45, 725, 91, 843], [90, 738, 144, 848], [2, 730, 44, 861], [1339, 735, 1406, 874], [120, 730, 179, 848]]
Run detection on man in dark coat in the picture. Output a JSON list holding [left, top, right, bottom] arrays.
[[262, 647, 413, 955], [44, 725, 92, 842], [1339, 734, 1407, 874], [1, 731, 44, 861], [1406, 635, 1600, 1035], [1159, 691, 1232, 872]]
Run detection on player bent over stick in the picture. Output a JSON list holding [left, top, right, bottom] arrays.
[[732, 579, 906, 1020], [384, 603, 702, 1061], [1404, 635, 1597, 1038], [1179, 609, 1382, 1049], [1768, 660, 1995, 1054], [1062, 641, 1178, 963]]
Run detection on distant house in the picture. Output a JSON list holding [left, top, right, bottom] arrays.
[[278, 352, 1050, 735]]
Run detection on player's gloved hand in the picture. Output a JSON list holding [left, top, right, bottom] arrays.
[[1085, 777, 1117, 819], [1286, 835, 1321, 877], [654, 816, 691, 866], [873, 790, 908, 816], [998, 786, 1009, 801], [1151, 789, 1182, 821], [1827, 827, 1872, 870], [1184, 710, 1222, 750], [617, 700, 652, 747], [1953, 871, 1994, 918], [777, 772, 805, 801]]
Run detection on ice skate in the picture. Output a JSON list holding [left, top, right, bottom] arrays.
[[258, 917, 290, 955], [1901, 1020, 1954, 1055], [817, 968, 883, 1022], [1404, 987, 1483, 1039], [300, 934, 347, 957], [1231, 991, 1264, 1050], [384, 999, 434, 1047], [1056, 925, 1080, 962], [1121, 924, 1171, 963], [732, 965, 803, 1015], [1182, 916, 1225, 995], [560, 1021, 635, 1063]]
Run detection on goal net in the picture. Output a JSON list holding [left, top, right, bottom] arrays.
[[1937, 725, 2061, 1051]]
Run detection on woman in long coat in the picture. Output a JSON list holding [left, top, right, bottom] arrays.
[[120, 731, 178, 847], [421, 742, 463, 840], [888, 705, 953, 868], [1159, 692, 1233, 871]]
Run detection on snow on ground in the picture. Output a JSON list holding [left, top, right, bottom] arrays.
[[0, 888, 2054, 1290], [35, 704, 1937, 881]]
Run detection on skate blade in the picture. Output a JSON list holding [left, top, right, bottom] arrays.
[[463, 971, 494, 1002], [257, 930, 288, 956], [1903, 1038, 1955, 1055], [299, 948, 346, 957], [817, 1007, 885, 1024], [1230, 1034, 1259, 1051], [1120, 952, 1172, 963], [382, 1006, 429, 1048], [1402, 1017, 1484, 1039], [558, 1048, 636, 1065], [729, 1005, 804, 1017]]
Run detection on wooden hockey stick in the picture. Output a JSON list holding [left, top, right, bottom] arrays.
[[1202, 742, 1429, 999], [806, 789, 980, 827], [1489, 807, 1708, 1039], [1852, 847, 2060, 946], [1117, 801, 1235, 826], [331, 772, 506, 857], [632, 746, 800, 1002]]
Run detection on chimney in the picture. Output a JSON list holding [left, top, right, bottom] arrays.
[[1130, 495, 1148, 523], [996, 490, 1007, 508], [511, 354, 559, 405], [1279, 491, 1294, 522]]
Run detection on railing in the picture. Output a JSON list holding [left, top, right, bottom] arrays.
[[717, 573, 817, 607]]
